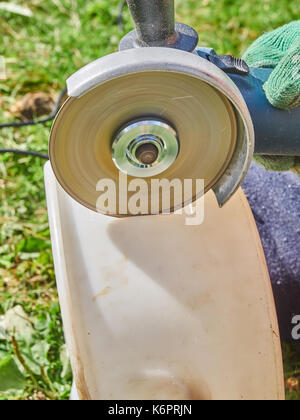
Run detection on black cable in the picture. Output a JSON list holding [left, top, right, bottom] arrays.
[[0, 87, 67, 129], [0, 149, 49, 160], [0, 87, 67, 160], [117, 0, 127, 31], [0, 2, 127, 160]]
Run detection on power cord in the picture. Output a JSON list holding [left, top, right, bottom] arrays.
[[0, 87, 67, 160], [0, 87, 67, 129], [0, 0, 127, 160], [0, 149, 49, 160]]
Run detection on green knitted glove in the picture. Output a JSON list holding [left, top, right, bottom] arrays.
[[242, 21, 300, 175], [243, 21, 300, 109]]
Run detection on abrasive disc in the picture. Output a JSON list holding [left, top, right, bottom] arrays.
[[50, 70, 237, 216]]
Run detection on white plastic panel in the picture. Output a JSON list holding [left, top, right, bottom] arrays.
[[44, 161, 284, 400]]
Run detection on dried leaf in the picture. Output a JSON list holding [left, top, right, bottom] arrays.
[[9, 92, 54, 121], [286, 377, 299, 392]]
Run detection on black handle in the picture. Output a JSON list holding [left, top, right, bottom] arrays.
[[126, 0, 176, 46]]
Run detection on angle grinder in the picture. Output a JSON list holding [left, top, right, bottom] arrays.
[[49, 0, 299, 216]]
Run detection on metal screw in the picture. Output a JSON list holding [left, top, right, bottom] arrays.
[[135, 143, 159, 165]]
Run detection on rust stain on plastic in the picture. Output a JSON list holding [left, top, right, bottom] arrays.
[[74, 364, 92, 401], [92, 286, 111, 302]]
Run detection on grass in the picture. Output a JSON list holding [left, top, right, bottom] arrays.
[[0, 0, 299, 400]]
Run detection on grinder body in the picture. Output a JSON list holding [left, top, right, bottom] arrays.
[[195, 48, 300, 156], [50, 21, 300, 216]]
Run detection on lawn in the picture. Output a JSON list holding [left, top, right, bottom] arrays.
[[0, 0, 299, 400]]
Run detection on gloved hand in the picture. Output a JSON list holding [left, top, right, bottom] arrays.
[[242, 21, 300, 176]]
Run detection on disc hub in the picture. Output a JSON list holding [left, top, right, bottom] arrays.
[[112, 119, 180, 177]]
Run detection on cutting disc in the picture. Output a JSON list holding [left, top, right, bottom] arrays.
[[50, 70, 237, 216]]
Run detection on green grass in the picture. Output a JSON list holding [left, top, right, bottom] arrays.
[[0, 0, 299, 400]]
